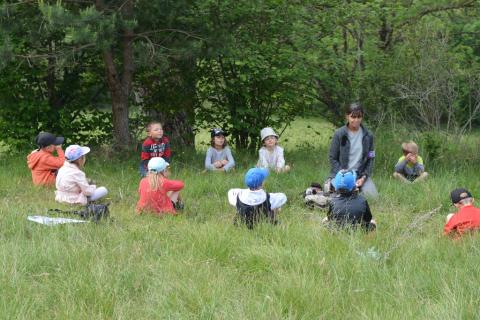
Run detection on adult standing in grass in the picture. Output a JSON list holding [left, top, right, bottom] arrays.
[[326, 103, 378, 197]]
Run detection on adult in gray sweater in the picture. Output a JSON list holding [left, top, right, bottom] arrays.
[[326, 103, 378, 197]]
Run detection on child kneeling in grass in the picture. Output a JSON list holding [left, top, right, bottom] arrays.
[[55, 145, 108, 205], [136, 157, 184, 215], [324, 170, 376, 232], [444, 188, 480, 238], [227, 168, 287, 229], [393, 141, 428, 183]]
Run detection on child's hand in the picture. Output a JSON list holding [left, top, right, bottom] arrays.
[[356, 176, 366, 187], [406, 153, 417, 164], [221, 160, 229, 166], [213, 161, 223, 168]]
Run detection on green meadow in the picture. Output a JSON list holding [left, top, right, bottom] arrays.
[[1, 117, 479, 319]]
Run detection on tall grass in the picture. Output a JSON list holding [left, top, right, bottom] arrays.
[[0, 117, 479, 319]]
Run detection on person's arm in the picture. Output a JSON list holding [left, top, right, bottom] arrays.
[[141, 140, 152, 161], [257, 148, 268, 168], [204, 147, 215, 171], [163, 137, 171, 162], [223, 147, 235, 171], [276, 146, 286, 170], [74, 171, 97, 196], [162, 178, 184, 192], [268, 192, 287, 209], [42, 149, 65, 169], [227, 188, 242, 206], [328, 131, 342, 178], [361, 134, 375, 178], [394, 157, 408, 173]]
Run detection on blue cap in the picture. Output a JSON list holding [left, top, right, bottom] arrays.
[[148, 157, 169, 173], [333, 170, 357, 192], [244, 168, 269, 189]]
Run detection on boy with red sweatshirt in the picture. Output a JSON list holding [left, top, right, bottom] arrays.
[[27, 132, 65, 186]]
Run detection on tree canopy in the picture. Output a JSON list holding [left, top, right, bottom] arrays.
[[1, 0, 479, 149]]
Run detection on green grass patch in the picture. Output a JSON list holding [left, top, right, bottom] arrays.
[[1, 117, 479, 319]]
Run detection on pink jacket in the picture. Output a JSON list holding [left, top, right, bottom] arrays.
[[55, 162, 96, 205]]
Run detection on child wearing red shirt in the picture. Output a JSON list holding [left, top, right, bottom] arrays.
[[136, 157, 184, 215], [140, 121, 171, 177], [444, 188, 480, 238]]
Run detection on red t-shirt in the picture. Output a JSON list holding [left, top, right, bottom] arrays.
[[136, 177, 184, 215], [444, 205, 480, 237]]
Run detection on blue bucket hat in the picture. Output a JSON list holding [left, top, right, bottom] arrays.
[[333, 170, 357, 192], [244, 168, 269, 189], [148, 157, 169, 173]]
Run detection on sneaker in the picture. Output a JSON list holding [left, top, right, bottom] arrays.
[[174, 200, 184, 211]]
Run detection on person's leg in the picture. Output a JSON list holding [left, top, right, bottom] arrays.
[[361, 178, 379, 198], [412, 172, 428, 183], [89, 186, 108, 201], [393, 172, 411, 183]]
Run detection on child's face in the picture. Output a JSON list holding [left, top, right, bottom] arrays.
[[148, 124, 163, 140], [263, 136, 277, 148], [213, 135, 225, 147]]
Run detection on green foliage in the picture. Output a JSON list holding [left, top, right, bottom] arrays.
[[195, 1, 311, 149]]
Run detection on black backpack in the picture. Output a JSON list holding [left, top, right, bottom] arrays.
[[49, 203, 110, 223], [235, 193, 277, 229]]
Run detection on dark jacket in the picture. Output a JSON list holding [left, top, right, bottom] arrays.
[[328, 192, 374, 231], [328, 124, 375, 179]]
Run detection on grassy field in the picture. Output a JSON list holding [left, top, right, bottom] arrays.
[[1, 117, 480, 319]]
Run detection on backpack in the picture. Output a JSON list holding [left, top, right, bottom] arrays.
[[235, 193, 277, 229], [49, 203, 110, 223], [303, 182, 331, 209]]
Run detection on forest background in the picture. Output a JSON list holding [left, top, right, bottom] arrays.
[[1, 2, 480, 318], [1, 0, 479, 151]]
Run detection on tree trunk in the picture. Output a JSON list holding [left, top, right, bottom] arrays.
[[97, 0, 134, 149]]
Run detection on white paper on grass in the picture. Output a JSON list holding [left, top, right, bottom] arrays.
[[27, 215, 88, 226]]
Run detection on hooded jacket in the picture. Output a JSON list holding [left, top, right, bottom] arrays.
[[27, 148, 65, 186], [328, 124, 375, 179]]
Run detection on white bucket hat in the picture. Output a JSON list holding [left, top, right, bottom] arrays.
[[260, 127, 278, 141]]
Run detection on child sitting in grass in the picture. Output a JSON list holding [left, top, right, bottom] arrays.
[[444, 188, 480, 238], [136, 157, 184, 215], [204, 128, 235, 172], [227, 167, 287, 229], [393, 141, 428, 183], [257, 127, 290, 173], [324, 170, 376, 232], [55, 145, 108, 205], [27, 132, 65, 186], [140, 121, 171, 177]]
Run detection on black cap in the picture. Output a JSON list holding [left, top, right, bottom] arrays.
[[35, 132, 64, 148], [450, 188, 473, 204], [211, 128, 226, 138]]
